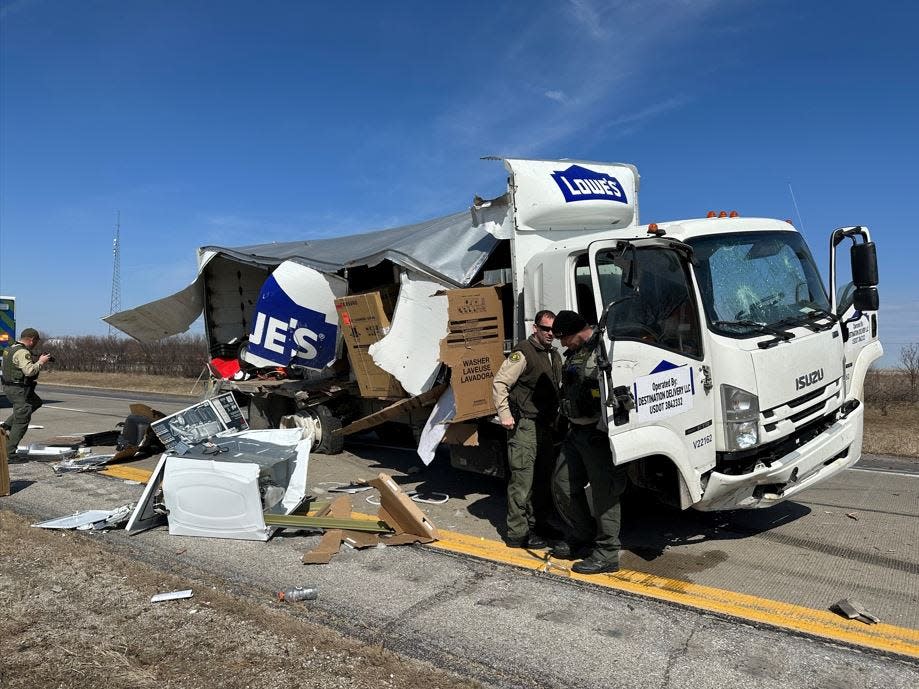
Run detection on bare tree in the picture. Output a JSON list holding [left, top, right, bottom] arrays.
[[865, 365, 890, 416], [900, 343, 919, 401]]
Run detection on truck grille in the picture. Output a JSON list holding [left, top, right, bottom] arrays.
[[760, 378, 842, 440]]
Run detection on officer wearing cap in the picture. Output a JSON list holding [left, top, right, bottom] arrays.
[[550, 310, 628, 574], [1, 328, 52, 462], [492, 309, 562, 549]]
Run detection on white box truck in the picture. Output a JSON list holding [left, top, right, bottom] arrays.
[[106, 158, 882, 511]]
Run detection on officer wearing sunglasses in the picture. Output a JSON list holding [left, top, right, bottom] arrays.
[[492, 310, 563, 549]]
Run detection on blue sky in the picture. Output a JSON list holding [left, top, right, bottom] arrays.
[[1, 0, 917, 365]]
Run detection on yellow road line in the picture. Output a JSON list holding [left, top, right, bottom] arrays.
[[430, 530, 919, 660], [100, 465, 156, 483], [104, 464, 919, 659]]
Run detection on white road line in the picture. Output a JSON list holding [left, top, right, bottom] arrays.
[[848, 466, 919, 479], [48, 406, 124, 418]]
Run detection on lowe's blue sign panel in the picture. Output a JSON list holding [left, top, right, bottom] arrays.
[[0, 296, 15, 350], [550, 164, 628, 204], [505, 158, 638, 231], [243, 262, 345, 370]]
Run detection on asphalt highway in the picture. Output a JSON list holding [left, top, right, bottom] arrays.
[[2, 385, 917, 687]]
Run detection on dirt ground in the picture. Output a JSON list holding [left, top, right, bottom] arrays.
[[0, 511, 479, 689]]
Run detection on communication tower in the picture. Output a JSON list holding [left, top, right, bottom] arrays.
[[109, 211, 121, 335]]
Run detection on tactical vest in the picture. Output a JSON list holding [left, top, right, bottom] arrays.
[[2, 342, 32, 384], [559, 342, 601, 423], [508, 336, 562, 421]]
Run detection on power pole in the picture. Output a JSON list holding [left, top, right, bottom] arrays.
[[109, 211, 121, 335]]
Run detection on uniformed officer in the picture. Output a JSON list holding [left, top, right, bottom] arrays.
[[550, 310, 628, 574], [492, 310, 562, 549], [1, 328, 51, 462]]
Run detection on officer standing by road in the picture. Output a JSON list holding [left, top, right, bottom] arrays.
[[550, 311, 628, 574], [492, 310, 562, 549], [1, 328, 51, 462]]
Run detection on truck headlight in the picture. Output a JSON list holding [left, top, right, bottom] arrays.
[[721, 385, 760, 451]]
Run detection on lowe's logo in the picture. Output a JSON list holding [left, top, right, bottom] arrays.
[[795, 368, 824, 391], [551, 164, 628, 203]]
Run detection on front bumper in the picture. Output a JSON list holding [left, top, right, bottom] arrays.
[[694, 403, 863, 511]]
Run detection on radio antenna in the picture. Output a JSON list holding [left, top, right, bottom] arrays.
[[788, 183, 806, 232]]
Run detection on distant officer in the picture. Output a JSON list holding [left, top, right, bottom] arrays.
[[1, 328, 51, 462], [492, 310, 562, 549], [550, 311, 628, 574]]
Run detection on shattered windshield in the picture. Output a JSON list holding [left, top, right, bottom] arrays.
[[687, 231, 829, 336]]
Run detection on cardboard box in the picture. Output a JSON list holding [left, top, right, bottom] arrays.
[[335, 292, 406, 398], [439, 286, 505, 422]]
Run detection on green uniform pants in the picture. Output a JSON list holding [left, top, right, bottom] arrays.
[[3, 384, 42, 459], [552, 424, 628, 562], [505, 417, 555, 541]]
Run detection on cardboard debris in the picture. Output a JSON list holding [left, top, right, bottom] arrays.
[[335, 292, 406, 398], [302, 495, 352, 564], [439, 286, 505, 422], [301, 472, 439, 564], [367, 472, 439, 545], [831, 598, 880, 624], [442, 423, 479, 446]]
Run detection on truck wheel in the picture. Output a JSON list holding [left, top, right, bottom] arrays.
[[313, 405, 344, 455]]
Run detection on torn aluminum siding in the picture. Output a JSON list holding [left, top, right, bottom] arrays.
[[104, 206, 506, 342]]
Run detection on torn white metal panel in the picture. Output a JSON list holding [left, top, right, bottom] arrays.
[[369, 272, 449, 396], [32, 508, 125, 529], [126, 454, 168, 536], [162, 456, 270, 541], [102, 273, 206, 342], [416, 387, 456, 466], [242, 260, 347, 370], [471, 193, 514, 240]]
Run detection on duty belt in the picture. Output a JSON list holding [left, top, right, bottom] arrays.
[[3, 380, 35, 387]]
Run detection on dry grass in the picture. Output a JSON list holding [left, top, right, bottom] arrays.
[[863, 401, 919, 457], [42, 370, 204, 397]]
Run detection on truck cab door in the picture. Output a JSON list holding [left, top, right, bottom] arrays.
[[829, 227, 883, 400], [585, 239, 716, 506]]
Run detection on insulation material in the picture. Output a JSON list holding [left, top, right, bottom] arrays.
[[243, 261, 347, 370], [369, 272, 449, 395], [439, 286, 505, 422], [416, 387, 455, 466], [335, 292, 405, 398]]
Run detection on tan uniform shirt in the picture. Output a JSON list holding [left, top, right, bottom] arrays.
[[492, 352, 527, 424], [11, 346, 41, 378]]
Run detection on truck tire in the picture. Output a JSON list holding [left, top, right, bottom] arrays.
[[313, 405, 344, 455]]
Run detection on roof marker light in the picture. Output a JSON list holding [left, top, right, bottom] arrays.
[[719, 211, 728, 218], [707, 211, 716, 218], [729, 210, 739, 218], [647, 223, 665, 236]]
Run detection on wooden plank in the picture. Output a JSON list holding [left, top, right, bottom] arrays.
[[0, 428, 10, 496], [337, 383, 448, 437], [264, 514, 393, 533]]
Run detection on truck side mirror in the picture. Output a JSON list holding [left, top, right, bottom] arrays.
[[853, 286, 879, 312], [851, 242, 878, 287]]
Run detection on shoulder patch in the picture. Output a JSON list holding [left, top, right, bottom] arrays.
[[509, 352, 522, 362]]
